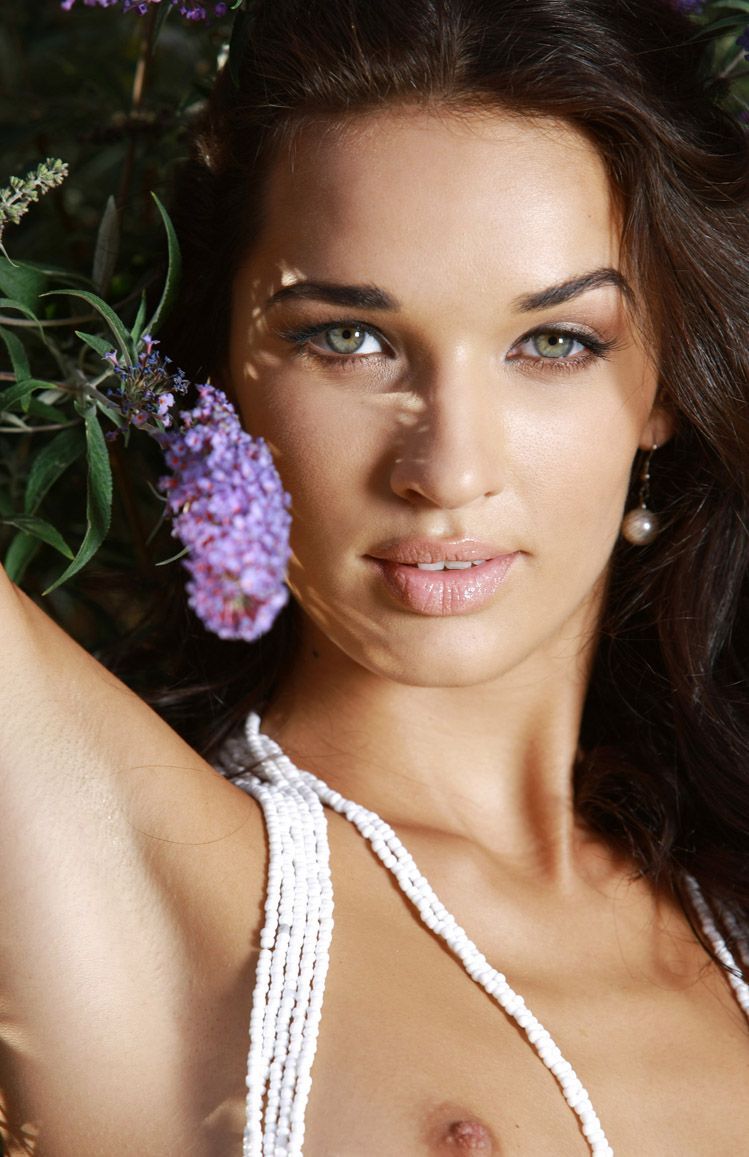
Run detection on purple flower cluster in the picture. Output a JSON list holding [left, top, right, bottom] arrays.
[[673, 0, 704, 12], [738, 26, 749, 60], [103, 335, 189, 432], [157, 382, 292, 642], [61, 0, 229, 20]]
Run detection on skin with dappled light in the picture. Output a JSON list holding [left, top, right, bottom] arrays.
[[1, 108, 748, 1157]]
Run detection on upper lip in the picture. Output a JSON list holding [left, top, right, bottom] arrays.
[[367, 538, 515, 565]]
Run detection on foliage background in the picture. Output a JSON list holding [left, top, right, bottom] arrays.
[[0, 1, 235, 654], [0, 1, 748, 660]]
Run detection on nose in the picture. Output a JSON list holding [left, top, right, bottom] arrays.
[[388, 362, 504, 509]]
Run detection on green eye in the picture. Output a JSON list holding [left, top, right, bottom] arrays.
[[278, 320, 388, 363], [530, 332, 584, 359], [324, 325, 370, 354]]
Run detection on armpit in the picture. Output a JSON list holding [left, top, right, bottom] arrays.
[[0, 1010, 40, 1157], [0, 1088, 39, 1155]]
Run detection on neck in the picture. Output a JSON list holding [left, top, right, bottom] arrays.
[[260, 616, 621, 893]]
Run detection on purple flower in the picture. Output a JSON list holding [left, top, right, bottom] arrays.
[[673, 0, 704, 12], [738, 26, 749, 59], [61, 0, 230, 19], [103, 335, 189, 431], [157, 383, 292, 642]]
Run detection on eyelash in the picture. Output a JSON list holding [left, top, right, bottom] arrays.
[[273, 319, 618, 375]]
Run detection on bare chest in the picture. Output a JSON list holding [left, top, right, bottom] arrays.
[[300, 914, 749, 1156], [177, 807, 749, 1157]]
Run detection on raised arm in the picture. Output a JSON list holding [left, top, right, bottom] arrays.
[[0, 565, 266, 1155]]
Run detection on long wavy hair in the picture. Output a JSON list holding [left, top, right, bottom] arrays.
[[118, 0, 749, 962]]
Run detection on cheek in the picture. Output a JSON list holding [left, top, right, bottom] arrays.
[[527, 433, 633, 527], [509, 374, 657, 559], [238, 385, 382, 545]]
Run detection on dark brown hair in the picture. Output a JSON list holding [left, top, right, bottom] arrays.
[[125, 0, 749, 959]]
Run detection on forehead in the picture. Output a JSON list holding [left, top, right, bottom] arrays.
[[252, 108, 620, 306]]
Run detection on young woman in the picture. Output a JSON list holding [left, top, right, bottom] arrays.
[[1, 0, 748, 1154]]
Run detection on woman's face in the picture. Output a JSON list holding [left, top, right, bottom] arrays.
[[228, 109, 669, 688]]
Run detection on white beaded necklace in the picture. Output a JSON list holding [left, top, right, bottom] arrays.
[[219, 711, 749, 1157]]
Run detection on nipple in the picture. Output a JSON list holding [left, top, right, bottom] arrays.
[[423, 1104, 498, 1153], [443, 1119, 495, 1150]]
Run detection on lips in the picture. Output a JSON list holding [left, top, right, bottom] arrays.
[[365, 539, 520, 616], [368, 538, 510, 566]]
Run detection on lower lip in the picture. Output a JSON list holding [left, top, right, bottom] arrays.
[[367, 554, 520, 616]]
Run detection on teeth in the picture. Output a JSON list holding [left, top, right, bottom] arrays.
[[415, 560, 486, 571]]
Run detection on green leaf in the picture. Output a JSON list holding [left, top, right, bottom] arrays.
[[692, 13, 749, 34], [92, 195, 120, 297], [24, 427, 85, 514], [155, 544, 189, 566], [93, 396, 126, 429], [19, 261, 91, 289], [43, 408, 113, 594], [0, 325, 30, 381], [42, 289, 133, 362], [75, 329, 116, 359], [25, 397, 67, 422], [145, 194, 182, 337], [708, 1, 749, 15], [0, 377, 61, 412], [0, 301, 45, 352], [2, 515, 73, 560], [0, 256, 46, 312], [130, 291, 148, 347], [0, 296, 39, 323], [0, 414, 31, 431], [152, 0, 174, 44], [3, 531, 41, 584]]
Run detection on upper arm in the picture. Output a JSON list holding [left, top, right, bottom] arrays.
[[0, 565, 270, 1155]]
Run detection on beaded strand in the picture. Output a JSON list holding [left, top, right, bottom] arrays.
[[226, 720, 335, 1157], [223, 713, 749, 1157], [685, 876, 749, 1018]]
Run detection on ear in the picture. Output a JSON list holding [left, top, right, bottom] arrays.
[[639, 392, 677, 450]]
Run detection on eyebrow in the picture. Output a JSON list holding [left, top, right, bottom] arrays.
[[265, 266, 632, 315], [512, 267, 633, 312], [266, 281, 400, 311]]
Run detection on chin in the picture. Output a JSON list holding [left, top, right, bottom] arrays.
[[292, 571, 602, 690], [339, 619, 537, 689]]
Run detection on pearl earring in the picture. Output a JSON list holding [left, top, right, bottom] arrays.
[[621, 445, 660, 545]]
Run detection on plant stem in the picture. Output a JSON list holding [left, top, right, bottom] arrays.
[[109, 435, 153, 577], [0, 312, 98, 328], [720, 46, 747, 80], [0, 420, 82, 433], [117, 6, 159, 213]]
